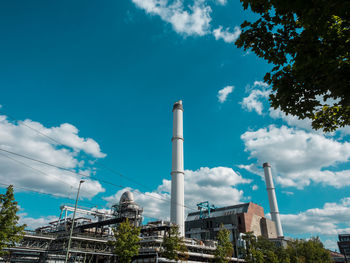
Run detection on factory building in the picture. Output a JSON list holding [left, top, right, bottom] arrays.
[[185, 162, 285, 249], [1, 100, 244, 262], [185, 202, 277, 241], [1, 100, 284, 262], [2, 190, 244, 263]]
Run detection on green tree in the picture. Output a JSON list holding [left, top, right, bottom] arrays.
[[0, 185, 26, 256], [241, 232, 257, 260], [214, 226, 234, 263], [251, 249, 264, 263], [287, 237, 332, 263], [242, 234, 331, 263], [110, 218, 140, 263], [235, 0, 350, 132], [244, 235, 281, 263], [162, 225, 188, 261]]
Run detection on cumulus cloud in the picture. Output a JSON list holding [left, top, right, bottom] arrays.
[[252, 185, 258, 190], [132, 0, 212, 36], [241, 81, 270, 115], [216, 0, 227, 5], [217, 86, 234, 103], [0, 114, 106, 198], [240, 80, 349, 136], [269, 108, 314, 132], [240, 125, 350, 188], [213, 26, 241, 43], [281, 197, 350, 236], [323, 239, 339, 251], [282, 191, 294, 196], [18, 213, 58, 230], [104, 166, 250, 220], [131, 0, 241, 42], [239, 81, 349, 137], [270, 108, 350, 136]]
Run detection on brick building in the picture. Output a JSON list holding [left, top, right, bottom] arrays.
[[185, 202, 277, 241]]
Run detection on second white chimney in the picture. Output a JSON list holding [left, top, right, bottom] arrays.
[[263, 162, 284, 238]]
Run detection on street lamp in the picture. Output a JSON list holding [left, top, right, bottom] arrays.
[[65, 180, 85, 263]]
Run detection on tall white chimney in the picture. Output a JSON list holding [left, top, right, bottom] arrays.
[[171, 100, 185, 236], [263, 162, 284, 238]]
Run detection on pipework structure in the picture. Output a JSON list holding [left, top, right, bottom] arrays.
[[171, 100, 185, 236], [263, 162, 284, 237]]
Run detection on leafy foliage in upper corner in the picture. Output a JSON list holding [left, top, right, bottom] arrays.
[[162, 225, 188, 261], [214, 226, 234, 263], [235, 0, 350, 132], [110, 218, 141, 263], [0, 185, 26, 256], [242, 233, 332, 263]]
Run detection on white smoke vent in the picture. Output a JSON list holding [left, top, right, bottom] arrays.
[[263, 162, 284, 237], [170, 100, 185, 236]]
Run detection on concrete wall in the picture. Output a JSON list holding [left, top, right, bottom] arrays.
[[261, 218, 277, 238], [249, 214, 263, 236]]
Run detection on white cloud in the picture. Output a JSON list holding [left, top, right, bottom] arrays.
[[269, 108, 314, 132], [252, 184, 258, 191], [131, 0, 241, 43], [216, 0, 227, 5], [18, 213, 58, 230], [0, 115, 106, 199], [252, 81, 269, 89], [217, 85, 234, 103], [281, 197, 350, 236], [241, 82, 270, 115], [240, 80, 350, 136], [104, 166, 250, 220], [323, 239, 339, 251], [282, 191, 294, 196], [339, 126, 350, 136], [213, 26, 241, 43], [270, 108, 350, 136], [132, 0, 212, 36], [240, 125, 350, 188]]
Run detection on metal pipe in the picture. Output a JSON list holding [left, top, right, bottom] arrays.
[[263, 163, 283, 237], [65, 209, 68, 229], [170, 100, 185, 236], [65, 180, 85, 263]]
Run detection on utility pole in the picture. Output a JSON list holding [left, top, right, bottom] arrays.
[[65, 180, 84, 263]]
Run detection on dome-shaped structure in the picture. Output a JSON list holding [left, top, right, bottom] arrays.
[[120, 191, 134, 204], [112, 190, 143, 227]]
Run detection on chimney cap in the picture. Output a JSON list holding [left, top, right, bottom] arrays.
[[263, 162, 271, 168], [173, 100, 183, 111]]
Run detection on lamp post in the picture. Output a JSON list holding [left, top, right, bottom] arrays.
[[65, 180, 84, 263]]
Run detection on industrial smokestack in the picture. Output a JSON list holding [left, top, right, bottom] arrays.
[[171, 100, 185, 236], [263, 162, 284, 238]]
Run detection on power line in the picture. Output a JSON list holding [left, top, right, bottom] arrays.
[[0, 182, 97, 208], [0, 152, 79, 192], [0, 147, 89, 178], [0, 147, 196, 212], [0, 182, 161, 222], [1, 110, 156, 193], [0, 111, 63, 145], [97, 163, 157, 195], [0, 110, 196, 211]]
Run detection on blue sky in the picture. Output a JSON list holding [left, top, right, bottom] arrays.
[[1, 0, 349, 251]]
